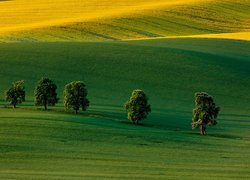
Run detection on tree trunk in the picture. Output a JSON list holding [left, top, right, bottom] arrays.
[[75, 109, 78, 114], [44, 98, 47, 110], [13, 104, 16, 109], [200, 126, 206, 135]]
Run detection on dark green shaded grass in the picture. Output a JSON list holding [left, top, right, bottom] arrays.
[[0, 38, 249, 179], [0, 38, 249, 130], [0, 39, 249, 113]]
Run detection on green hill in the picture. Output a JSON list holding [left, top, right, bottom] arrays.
[[0, 107, 249, 179], [0, 39, 249, 127], [1, 0, 249, 178], [0, 38, 249, 178]]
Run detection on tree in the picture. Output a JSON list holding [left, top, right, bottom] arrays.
[[64, 81, 89, 114], [5, 80, 25, 108], [34, 78, 58, 110], [192, 92, 220, 135], [124, 89, 151, 124]]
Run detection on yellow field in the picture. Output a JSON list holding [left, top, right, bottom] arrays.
[[0, 0, 209, 33], [0, 0, 249, 41], [181, 32, 250, 41], [125, 32, 250, 41]]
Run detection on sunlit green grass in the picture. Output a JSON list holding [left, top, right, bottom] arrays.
[[0, 108, 249, 179], [0, 38, 249, 179]]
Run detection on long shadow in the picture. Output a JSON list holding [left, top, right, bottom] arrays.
[[1, 106, 185, 132], [58, 107, 189, 131], [185, 131, 243, 140], [206, 133, 243, 140], [221, 113, 250, 118], [120, 120, 157, 128]]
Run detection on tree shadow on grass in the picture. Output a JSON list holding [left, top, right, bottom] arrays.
[[185, 131, 242, 140], [206, 133, 243, 140], [120, 120, 153, 127]]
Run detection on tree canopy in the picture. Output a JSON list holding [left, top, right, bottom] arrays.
[[5, 80, 25, 108], [64, 81, 89, 114], [34, 78, 59, 110], [192, 92, 220, 135], [125, 89, 151, 124]]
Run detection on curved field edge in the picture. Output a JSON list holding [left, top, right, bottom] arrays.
[[123, 32, 250, 41], [0, 0, 249, 42]]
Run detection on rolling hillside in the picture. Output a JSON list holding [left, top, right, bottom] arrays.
[[0, 108, 249, 179], [0, 0, 249, 179], [0, 0, 249, 42], [0, 38, 249, 179], [0, 38, 249, 129]]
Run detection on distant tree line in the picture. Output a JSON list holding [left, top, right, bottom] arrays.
[[3, 78, 220, 135]]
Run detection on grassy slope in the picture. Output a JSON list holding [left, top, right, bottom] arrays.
[[0, 0, 249, 42], [0, 38, 249, 178], [0, 1, 249, 179], [0, 0, 173, 30], [0, 108, 249, 179], [0, 39, 249, 126]]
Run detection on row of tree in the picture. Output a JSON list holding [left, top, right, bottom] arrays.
[[4, 78, 220, 135], [5, 78, 89, 114], [125, 90, 220, 135]]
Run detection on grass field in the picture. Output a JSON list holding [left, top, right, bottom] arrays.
[[0, 38, 249, 179], [0, 0, 249, 41], [0, 0, 250, 179], [0, 108, 249, 179]]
